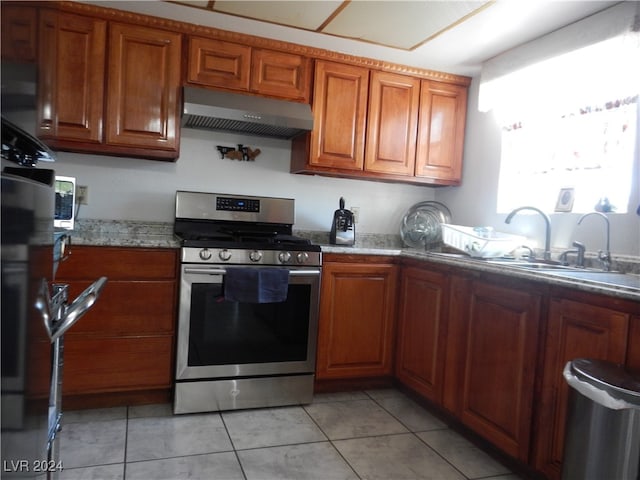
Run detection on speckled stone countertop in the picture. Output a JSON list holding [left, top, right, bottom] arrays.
[[69, 219, 180, 248], [68, 220, 639, 301]]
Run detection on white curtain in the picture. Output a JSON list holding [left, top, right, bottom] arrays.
[[478, 1, 640, 119]]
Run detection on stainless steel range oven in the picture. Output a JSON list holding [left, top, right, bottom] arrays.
[[173, 191, 321, 414]]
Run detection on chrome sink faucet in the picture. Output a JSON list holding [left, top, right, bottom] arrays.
[[559, 241, 586, 267], [577, 212, 611, 271], [505, 206, 552, 261]]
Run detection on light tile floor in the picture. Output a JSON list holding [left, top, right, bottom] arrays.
[[57, 388, 524, 480]]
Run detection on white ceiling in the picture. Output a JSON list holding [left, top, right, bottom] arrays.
[[86, 1, 620, 76]]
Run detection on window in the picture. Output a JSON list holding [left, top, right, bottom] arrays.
[[483, 33, 639, 214]]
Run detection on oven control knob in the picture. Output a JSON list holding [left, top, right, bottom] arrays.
[[199, 248, 212, 261], [278, 251, 292, 264], [249, 250, 263, 262], [296, 252, 309, 264], [218, 249, 232, 261]]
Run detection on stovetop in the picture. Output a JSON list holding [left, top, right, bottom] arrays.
[[174, 191, 321, 265]]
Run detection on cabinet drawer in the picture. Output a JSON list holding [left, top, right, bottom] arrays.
[[63, 336, 173, 394], [57, 246, 177, 280], [64, 280, 176, 335]]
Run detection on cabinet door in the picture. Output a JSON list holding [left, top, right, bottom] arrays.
[[310, 61, 369, 171], [187, 37, 251, 91], [37, 10, 106, 143], [364, 71, 420, 176], [250, 49, 310, 102], [627, 315, 640, 374], [106, 23, 181, 151], [416, 81, 467, 184], [533, 297, 629, 479], [1, 4, 37, 62], [317, 261, 398, 379], [395, 266, 448, 403], [455, 281, 542, 461]]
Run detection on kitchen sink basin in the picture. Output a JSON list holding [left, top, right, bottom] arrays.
[[540, 270, 640, 290], [425, 252, 639, 292], [486, 260, 576, 270]]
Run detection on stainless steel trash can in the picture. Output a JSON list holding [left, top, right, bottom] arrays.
[[562, 358, 640, 480]]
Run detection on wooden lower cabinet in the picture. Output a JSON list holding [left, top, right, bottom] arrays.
[[316, 254, 398, 380], [36, 246, 179, 406], [444, 275, 543, 462], [627, 315, 640, 374], [532, 292, 630, 480], [395, 262, 448, 403]]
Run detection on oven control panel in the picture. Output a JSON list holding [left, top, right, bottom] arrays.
[[216, 196, 260, 212]]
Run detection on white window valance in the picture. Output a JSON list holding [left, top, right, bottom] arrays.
[[478, 1, 640, 119]]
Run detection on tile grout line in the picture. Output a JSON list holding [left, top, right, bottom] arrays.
[[123, 405, 129, 479], [366, 390, 475, 480], [301, 402, 362, 479], [218, 411, 249, 480]]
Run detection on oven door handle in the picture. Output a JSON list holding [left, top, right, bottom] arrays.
[[184, 267, 320, 277]]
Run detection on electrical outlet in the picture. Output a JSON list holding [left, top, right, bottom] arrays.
[[350, 206, 360, 223], [76, 185, 88, 205]]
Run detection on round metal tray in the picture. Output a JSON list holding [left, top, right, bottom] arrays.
[[400, 201, 452, 248]]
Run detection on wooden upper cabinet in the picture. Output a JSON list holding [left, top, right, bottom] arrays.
[[187, 37, 251, 91], [37, 10, 106, 143], [106, 23, 181, 152], [416, 80, 467, 184], [36, 10, 181, 160], [1, 4, 38, 62], [187, 38, 310, 102], [365, 71, 420, 176], [292, 59, 469, 185], [250, 49, 311, 102], [533, 296, 629, 480], [309, 61, 369, 171]]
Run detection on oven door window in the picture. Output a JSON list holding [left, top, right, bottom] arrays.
[[188, 283, 311, 366]]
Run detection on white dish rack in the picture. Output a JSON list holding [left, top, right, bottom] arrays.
[[441, 224, 526, 258]]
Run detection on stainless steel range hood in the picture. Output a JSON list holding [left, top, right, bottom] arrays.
[[182, 86, 313, 140]]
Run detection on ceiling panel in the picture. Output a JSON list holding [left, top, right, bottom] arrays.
[[321, 1, 490, 49], [172, 0, 493, 51], [213, 0, 344, 31]]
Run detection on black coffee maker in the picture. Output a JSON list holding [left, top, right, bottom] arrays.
[[329, 197, 355, 246]]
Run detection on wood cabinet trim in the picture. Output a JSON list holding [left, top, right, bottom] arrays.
[[46, 1, 471, 86]]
